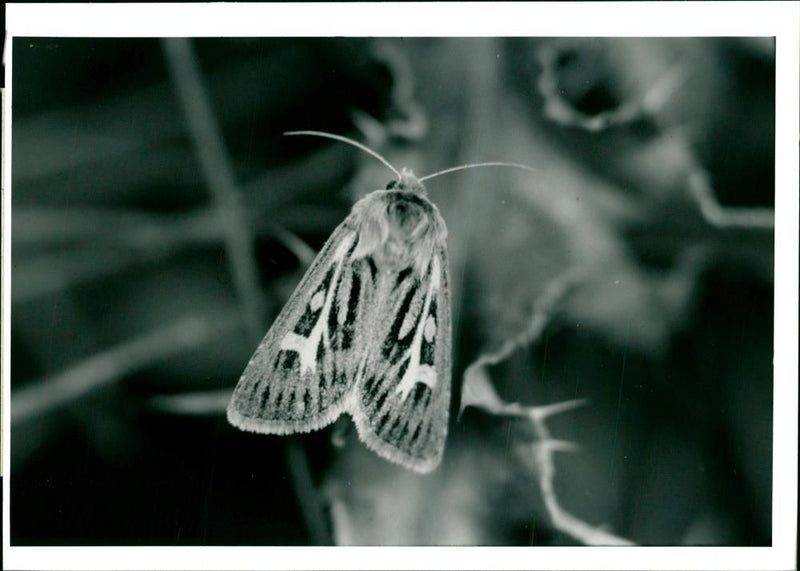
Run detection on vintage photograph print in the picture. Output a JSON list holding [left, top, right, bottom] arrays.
[[4, 7, 796, 567]]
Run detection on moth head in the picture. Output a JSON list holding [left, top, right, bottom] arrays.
[[351, 180, 446, 275], [385, 167, 426, 194]]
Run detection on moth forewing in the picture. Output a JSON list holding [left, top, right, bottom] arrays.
[[226, 218, 372, 435], [352, 240, 451, 474]]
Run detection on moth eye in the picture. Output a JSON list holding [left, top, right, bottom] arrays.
[[386, 180, 398, 190], [310, 290, 325, 311], [424, 315, 436, 342]]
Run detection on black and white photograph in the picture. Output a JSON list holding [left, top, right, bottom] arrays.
[[2, 3, 798, 570]]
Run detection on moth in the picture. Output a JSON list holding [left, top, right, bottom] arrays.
[[227, 131, 533, 473]]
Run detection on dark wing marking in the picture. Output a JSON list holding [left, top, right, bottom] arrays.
[[352, 247, 451, 472], [227, 222, 375, 435]]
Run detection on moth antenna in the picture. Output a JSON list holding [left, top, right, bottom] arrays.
[[418, 162, 536, 183], [284, 130, 401, 179]]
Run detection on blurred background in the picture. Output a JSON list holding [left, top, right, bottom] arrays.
[[10, 37, 774, 546]]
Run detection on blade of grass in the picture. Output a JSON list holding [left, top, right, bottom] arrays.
[[161, 38, 330, 545], [12, 312, 241, 425], [162, 38, 265, 341], [12, 207, 316, 303]]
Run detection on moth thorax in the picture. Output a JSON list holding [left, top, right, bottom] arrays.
[[353, 191, 443, 275]]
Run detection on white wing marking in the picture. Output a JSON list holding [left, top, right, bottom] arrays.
[[394, 255, 441, 401], [280, 234, 354, 374]]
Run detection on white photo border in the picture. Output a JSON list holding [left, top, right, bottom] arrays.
[[3, 3, 798, 570]]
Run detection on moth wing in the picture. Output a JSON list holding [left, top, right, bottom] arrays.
[[353, 246, 451, 473], [227, 221, 373, 435]]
